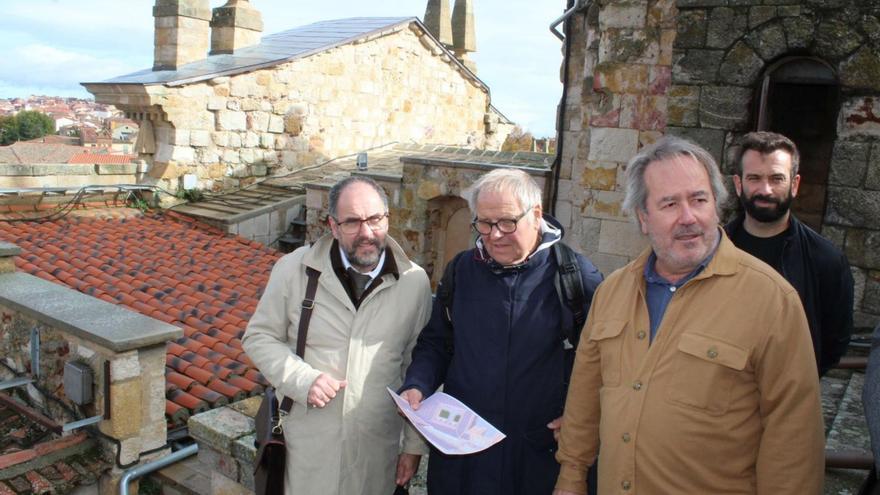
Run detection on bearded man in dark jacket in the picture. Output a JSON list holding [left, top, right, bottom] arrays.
[[399, 168, 603, 495], [725, 131, 854, 375]]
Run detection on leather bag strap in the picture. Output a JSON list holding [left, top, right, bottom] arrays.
[[279, 266, 320, 413]]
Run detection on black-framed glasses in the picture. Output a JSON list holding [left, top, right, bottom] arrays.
[[472, 207, 532, 235], [333, 213, 388, 234]]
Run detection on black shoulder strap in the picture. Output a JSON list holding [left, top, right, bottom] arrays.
[[553, 242, 587, 348], [280, 266, 320, 413], [437, 251, 466, 355]]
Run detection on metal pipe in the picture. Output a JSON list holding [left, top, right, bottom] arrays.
[[549, 0, 589, 41], [825, 449, 874, 470], [119, 443, 199, 495]]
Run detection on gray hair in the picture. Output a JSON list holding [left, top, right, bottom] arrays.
[[466, 168, 542, 215], [328, 176, 388, 219], [623, 136, 729, 215]]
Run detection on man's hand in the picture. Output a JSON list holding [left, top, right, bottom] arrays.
[[547, 416, 563, 442], [307, 373, 347, 408], [395, 453, 421, 486], [399, 388, 424, 410]]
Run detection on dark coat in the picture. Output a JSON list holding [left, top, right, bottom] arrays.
[[865, 324, 880, 473], [725, 214, 854, 375], [403, 217, 602, 495]]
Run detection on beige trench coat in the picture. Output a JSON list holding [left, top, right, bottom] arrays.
[[243, 234, 431, 495]]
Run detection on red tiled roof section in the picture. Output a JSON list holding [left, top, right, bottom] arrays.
[[0, 210, 282, 427], [67, 153, 135, 164]]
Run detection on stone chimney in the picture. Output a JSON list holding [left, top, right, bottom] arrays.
[[152, 0, 212, 71], [424, 0, 453, 47], [451, 0, 477, 73], [210, 0, 264, 55]]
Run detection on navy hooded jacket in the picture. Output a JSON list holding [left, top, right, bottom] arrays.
[[402, 215, 602, 495]]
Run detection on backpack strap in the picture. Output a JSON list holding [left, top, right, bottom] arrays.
[[279, 266, 320, 413], [553, 242, 587, 349], [437, 251, 467, 355]]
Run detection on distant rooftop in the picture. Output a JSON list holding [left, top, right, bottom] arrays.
[[0, 142, 90, 165], [84, 17, 485, 92]]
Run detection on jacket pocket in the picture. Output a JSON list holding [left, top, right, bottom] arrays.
[[667, 333, 749, 415], [587, 320, 627, 387]]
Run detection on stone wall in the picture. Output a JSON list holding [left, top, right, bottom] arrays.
[[88, 22, 506, 197], [556, 0, 880, 327], [0, 163, 138, 189]]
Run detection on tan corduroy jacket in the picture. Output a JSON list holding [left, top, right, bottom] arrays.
[[556, 231, 824, 495]]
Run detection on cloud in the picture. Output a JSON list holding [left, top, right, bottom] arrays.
[[0, 43, 148, 97]]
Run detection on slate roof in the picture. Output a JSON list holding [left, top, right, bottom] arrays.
[[0, 208, 282, 427], [84, 17, 486, 92]]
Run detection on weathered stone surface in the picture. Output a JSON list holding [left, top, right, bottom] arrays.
[[217, 110, 246, 131], [594, 63, 650, 93], [588, 128, 639, 163], [825, 186, 880, 228], [748, 6, 776, 29], [598, 219, 647, 258], [840, 46, 880, 92], [828, 140, 870, 187], [666, 126, 726, 164], [579, 161, 618, 191], [189, 406, 255, 453], [783, 14, 815, 50], [815, 16, 864, 61], [865, 143, 880, 191], [672, 49, 723, 84], [676, 0, 726, 7], [699, 85, 751, 130], [719, 41, 763, 86], [838, 97, 880, 138], [864, 271, 880, 314], [600, 28, 658, 64], [598, 2, 647, 29], [676, 9, 707, 48], [745, 22, 787, 61], [707, 7, 746, 49], [845, 229, 880, 271]]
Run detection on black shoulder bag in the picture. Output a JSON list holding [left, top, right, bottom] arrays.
[[254, 266, 320, 495]]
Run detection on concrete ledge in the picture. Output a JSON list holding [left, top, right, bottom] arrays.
[[0, 242, 21, 257], [96, 164, 136, 175], [0, 272, 181, 352]]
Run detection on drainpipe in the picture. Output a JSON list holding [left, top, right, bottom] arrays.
[[548, 0, 591, 215], [119, 443, 198, 495]]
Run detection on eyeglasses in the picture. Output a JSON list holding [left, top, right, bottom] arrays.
[[472, 207, 532, 235], [333, 213, 388, 235]]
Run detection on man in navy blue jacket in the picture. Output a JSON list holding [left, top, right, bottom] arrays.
[[399, 168, 603, 495]]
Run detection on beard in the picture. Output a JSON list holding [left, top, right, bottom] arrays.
[[740, 189, 794, 223], [343, 235, 385, 271]]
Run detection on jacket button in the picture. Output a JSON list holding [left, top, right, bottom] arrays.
[[622, 433, 631, 443], [632, 381, 642, 391], [622, 480, 632, 490], [636, 330, 646, 340], [707, 347, 718, 359]]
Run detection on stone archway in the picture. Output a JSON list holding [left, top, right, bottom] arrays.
[[426, 195, 472, 287]]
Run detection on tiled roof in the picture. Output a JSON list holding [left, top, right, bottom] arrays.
[[67, 153, 134, 164], [0, 143, 90, 165], [0, 208, 282, 426]]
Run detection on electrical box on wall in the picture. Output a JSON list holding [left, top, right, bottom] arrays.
[[63, 362, 94, 405]]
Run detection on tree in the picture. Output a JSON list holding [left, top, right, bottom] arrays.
[[0, 116, 18, 146], [501, 125, 534, 152], [14, 111, 54, 141]]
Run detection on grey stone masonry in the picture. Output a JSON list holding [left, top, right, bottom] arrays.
[[0, 272, 181, 352]]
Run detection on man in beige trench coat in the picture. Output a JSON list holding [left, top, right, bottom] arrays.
[[243, 176, 431, 494]]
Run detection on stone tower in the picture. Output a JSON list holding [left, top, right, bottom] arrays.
[[424, 0, 453, 47], [451, 0, 476, 73], [152, 0, 212, 71], [210, 0, 264, 55]]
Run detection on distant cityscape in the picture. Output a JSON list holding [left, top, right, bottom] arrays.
[[0, 95, 139, 164]]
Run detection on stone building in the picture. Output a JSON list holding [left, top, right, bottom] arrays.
[[83, 0, 511, 197], [552, 0, 880, 328]]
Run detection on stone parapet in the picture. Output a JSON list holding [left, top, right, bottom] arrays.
[[0, 247, 182, 493], [188, 397, 261, 494]]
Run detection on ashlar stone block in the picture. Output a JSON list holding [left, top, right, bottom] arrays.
[[598, 219, 648, 259], [217, 110, 247, 131], [599, 2, 648, 29], [699, 85, 751, 130], [828, 140, 870, 187], [707, 7, 746, 49], [672, 49, 723, 84], [588, 128, 639, 163], [745, 22, 787, 61], [719, 41, 763, 86]]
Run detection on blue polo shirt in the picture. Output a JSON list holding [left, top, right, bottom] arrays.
[[644, 247, 717, 342]]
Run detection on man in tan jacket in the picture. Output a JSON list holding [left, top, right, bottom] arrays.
[[554, 137, 824, 495], [243, 177, 431, 495]]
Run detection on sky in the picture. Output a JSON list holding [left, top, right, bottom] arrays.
[[0, 0, 570, 137]]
